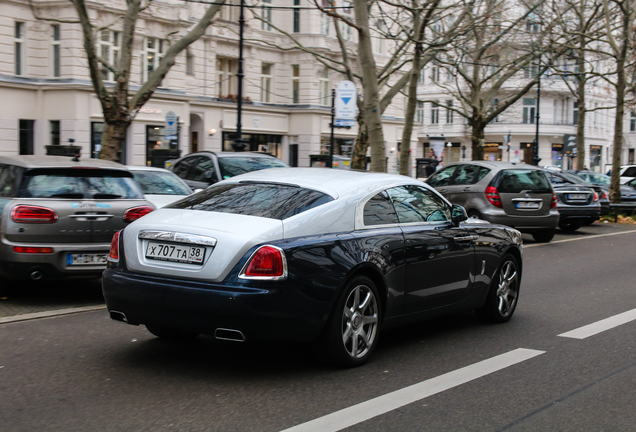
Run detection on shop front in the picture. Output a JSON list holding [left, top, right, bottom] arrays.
[[483, 142, 503, 161], [221, 132, 283, 159]]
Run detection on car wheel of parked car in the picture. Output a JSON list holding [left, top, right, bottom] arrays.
[[558, 221, 582, 232], [531, 229, 555, 242], [467, 210, 482, 219], [317, 275, 381, 367], [145, 324, 199, 341], [475, 255, 520, 323]]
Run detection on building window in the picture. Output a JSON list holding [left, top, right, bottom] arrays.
[[524, 61, 539, 78], [291, 64, 300, 104], [15, 22, 24, 76], [262, 0, 273, 31], [321, 12, 330, 36], [99, 30, 120, 81], [431, 65, 440, 83], [554, 99, 558, 124], [431, 102, 439, 124], [631, 111, 636, 132], [415, 101, 424, 124], [216, 57, 238, 98], [573, 101, 579, 125], [418, 68, 425, 84], [526, 12, 539, 33], [185, 49, 195, 76], [51, 25, 61, 78], [491, 98, 500, 122], [50, 120, 60, 145], [144, 37, 164, 82], [261, 63, 272, 102], [19, 120, 35, 155], [293, 0, 301, 33], [342, 1, 352, 40], [91, 122, 104, 159], [319, 68, 330, 106], [221, 0, 240, 21], [523, 98, 536, 124], [446, 100, 454, 124]]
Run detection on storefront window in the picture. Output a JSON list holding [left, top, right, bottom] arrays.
[[551, 143, 563, 169], [320, 137, 353, 157], [589, 145, 602, 172], [147, 125, 179, 167], [483, 142, 502, 161], [222, 132, 283, 159]]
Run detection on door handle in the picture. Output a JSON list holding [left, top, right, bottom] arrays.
[[454, 235, 478, 243], [462, 187, 471, 192]]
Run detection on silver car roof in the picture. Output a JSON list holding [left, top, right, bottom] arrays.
[[218, 167, 432, 199], [445, 161, 539, 170], [0, 155, 129, 170]]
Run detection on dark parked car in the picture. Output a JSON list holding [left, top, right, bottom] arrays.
[[426, 161, 559, 242], [103, 168, 523, 366], [566, 170, 636, 207], [169, 151, 289, 190], [543, 170, 601, 231], [0, 156, 153, 281]]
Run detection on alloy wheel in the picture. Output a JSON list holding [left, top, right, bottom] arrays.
[[341, 285, 379, 359]]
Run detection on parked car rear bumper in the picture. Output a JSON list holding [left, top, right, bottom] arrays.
[[557, 207, 601, 224], [102, 268, 327, 342], [479, 208, 559, 232]]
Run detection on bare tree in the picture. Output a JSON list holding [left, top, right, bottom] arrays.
[[424, 0, 558, 161], [30, 0, 225, 162]]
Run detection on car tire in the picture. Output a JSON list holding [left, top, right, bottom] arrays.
[[467, 210, 482, 219], [531, 229, 555, 242], [558, 221, 581, 232], [475, 255, 520, 323], [316, 275, 381, 367], [145, 324, 199, 341]]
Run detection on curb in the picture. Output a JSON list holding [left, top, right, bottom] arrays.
[[0, 305, 107, 324]]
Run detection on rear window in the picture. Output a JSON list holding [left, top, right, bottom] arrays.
[[217, 156, 288, 179], [492, 169, 552, 193], [166, 182, 333, 220], [132, 170, 192, 196], [17, 168, 144, 199]]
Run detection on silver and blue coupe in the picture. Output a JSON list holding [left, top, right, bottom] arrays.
[[103, 168, 523, 366]]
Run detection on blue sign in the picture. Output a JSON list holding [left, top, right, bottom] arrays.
[[335, 81, 357, 120], [165, 135, 178, 140], [165, 111, 177, 136], [334, 118, 355, 127]]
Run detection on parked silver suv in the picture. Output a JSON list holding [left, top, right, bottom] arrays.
[[427, 161, 559, 242], [0, 156, 153, 281]]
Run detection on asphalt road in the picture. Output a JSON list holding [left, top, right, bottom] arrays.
[[1, 222, 636, 431]]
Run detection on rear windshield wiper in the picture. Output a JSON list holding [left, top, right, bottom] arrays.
[[92, 193, 122, 199], [50, 193, 85, 198]]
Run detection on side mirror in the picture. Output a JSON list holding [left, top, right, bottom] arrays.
[[451, 204, 468, 227], [204, 170, 219, 184]]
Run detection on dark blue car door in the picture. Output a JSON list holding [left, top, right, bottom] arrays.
[[386, 185, 475, 313]]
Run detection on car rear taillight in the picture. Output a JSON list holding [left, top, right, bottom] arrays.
[[108, 230, 121, 262], [485, 185, 502, 208], [13, 247, 54, 254], [600, 191, 608, 200], [123, 206, 154, 223], [11, 205, 58, 223], [593, 192, 599, 202], [240, 246, 287, 279], [550, 193, 558, 209]]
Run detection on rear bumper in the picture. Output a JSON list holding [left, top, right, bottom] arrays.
[[557, 207, 601, 223], [102, 268, 329, 342], [479, 208, 559, 232], [0, 239, 109, 281]]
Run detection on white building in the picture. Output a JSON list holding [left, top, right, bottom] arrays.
[[0, 0, 409, 170]]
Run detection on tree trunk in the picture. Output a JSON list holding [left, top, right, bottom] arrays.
[[609, 57, 626, 203], [99, 121, 130, 163], [575, 32, 587, 170], [354, 0, 386, 172], [470, 118, 485, 161], [351, 116, 369, 170], [400, 44, 422, 176]]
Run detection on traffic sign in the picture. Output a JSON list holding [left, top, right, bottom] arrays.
[[165, 111, 177, 136], [335, 81, 356, 120], [334, 118, 355, 127]]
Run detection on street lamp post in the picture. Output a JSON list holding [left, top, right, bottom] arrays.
[[532, 63, 542, 166], [233, 0, 247, 152]]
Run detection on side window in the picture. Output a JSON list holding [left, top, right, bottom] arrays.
[[623, 167, 636, 177], [189, 156, 217, 183], [363, 191, 398, 226], [0, 165, 18, 197], [426, 166, 456, 187], [476, 167, 491, 182], [387, 185, 451, 224], [453, 164, 480, 185], [172, 157, 195, 180]]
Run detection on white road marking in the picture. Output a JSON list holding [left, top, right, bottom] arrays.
[[280, 348, 545, 432], [558, 308, 636, 339], [0, 305, 106, 324], [524, 229, 636, 248]]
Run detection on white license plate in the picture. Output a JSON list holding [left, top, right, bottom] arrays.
[[568, 193, 587, 200], [516, 201, 540, 209], [145, 241, 205, 265], [67, 253, 108, 266]]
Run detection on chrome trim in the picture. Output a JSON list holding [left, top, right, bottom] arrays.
[[454, 235, 479, 243], [138, 230, 218, 247], [69, 214, 114, 218], [238, 245, 288, 280]]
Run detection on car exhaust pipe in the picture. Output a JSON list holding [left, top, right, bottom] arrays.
[[29, 269, 43, 281], [109, 310, 128, 323], [215, 328, 245, 342]]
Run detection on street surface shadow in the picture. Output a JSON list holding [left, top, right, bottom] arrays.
[[0, 277, 104, 317]]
